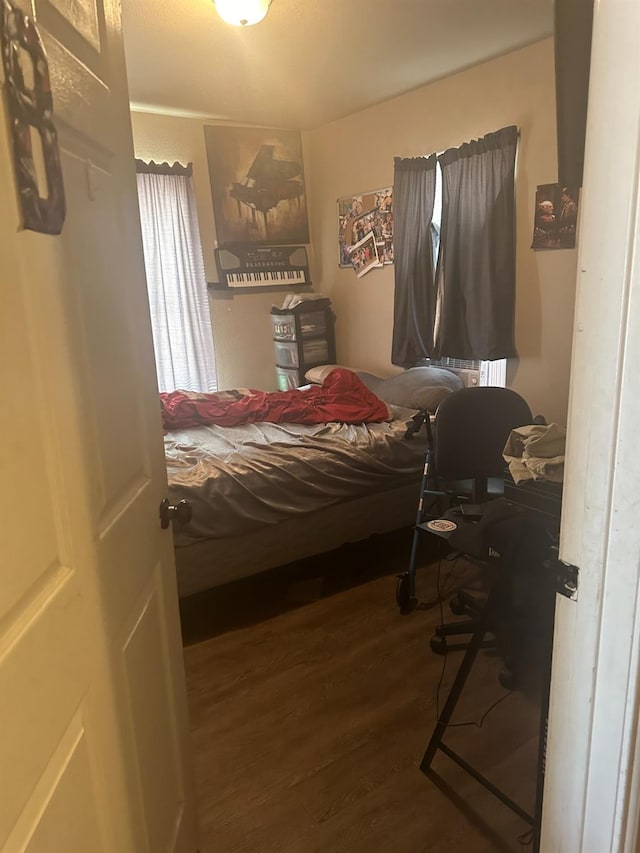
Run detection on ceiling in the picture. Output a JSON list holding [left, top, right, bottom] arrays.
[[122, 0, 553, 130]]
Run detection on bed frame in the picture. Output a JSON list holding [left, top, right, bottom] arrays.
[[175, 481, 421, 598]]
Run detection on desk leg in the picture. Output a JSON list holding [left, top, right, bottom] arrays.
[[420, 585, 496, 772]]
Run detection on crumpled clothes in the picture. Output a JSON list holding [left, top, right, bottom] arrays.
[[503, 423, 566, 484]]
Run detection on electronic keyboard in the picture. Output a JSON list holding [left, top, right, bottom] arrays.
[[213, 245, 309, 289]]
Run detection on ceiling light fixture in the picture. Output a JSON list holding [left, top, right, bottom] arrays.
[[214, 0, 271, 27]]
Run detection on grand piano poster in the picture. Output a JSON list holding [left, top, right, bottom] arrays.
[[204, 125, 310, 246]]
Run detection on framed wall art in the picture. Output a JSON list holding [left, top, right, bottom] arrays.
[[204, 125, 310, 246], [338, 187, 393, 268], [531, 183, 580, 250]]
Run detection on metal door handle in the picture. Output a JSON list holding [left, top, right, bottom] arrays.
[[159, 498, 192, 529]]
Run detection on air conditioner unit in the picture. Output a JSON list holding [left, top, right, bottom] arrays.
[[424, 357, 481, 387], [446, 367, 481, 387], [426, 357, 506, 388]]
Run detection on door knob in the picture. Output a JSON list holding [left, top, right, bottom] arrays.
[[159, 498, 192, 529]]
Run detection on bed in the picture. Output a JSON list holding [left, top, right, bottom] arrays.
[[164, 366, 464, 598]]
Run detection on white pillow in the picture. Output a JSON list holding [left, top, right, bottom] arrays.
[[304, 364, 357, 384]]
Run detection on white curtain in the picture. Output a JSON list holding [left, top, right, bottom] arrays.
[[136, 168, 217, 393]]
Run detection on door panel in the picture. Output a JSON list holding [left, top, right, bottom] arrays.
[[60, 152, 152, 523], [9, 716, 105, 853], [121, 574, 186, 853], [1, 279, 62, 623], [0, 0, 196, 848], [0, 573, 86, 847]]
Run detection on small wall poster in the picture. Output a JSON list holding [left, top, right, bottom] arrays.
[[531, 183, 579, 250], [338, 187, 393, 267]]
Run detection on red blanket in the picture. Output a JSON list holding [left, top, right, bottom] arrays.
[[160, 368, 391, 431]]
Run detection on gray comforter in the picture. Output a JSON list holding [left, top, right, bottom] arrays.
[[165, 406, 428, 546]]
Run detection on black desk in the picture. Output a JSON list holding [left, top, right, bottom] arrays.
[[503, 469, 563, 521], [504, 473, 562, 853], [421, 475, 562, 852]]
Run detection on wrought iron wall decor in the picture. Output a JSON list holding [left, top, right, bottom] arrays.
[[0, 0, 66, 234]]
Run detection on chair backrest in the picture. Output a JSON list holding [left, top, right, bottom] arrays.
[[433, 386, 532, 485]]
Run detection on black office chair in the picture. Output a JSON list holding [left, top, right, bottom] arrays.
[[396, 386, 533, 618]]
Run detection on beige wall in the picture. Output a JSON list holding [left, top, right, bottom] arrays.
[[306, 38, 577, 425], [132, 38, 577, 423], [130, 111, 280, 391]]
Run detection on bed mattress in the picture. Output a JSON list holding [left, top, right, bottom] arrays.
[[164, 405, 428, 546]]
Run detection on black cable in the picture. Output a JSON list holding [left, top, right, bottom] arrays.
[[445, 689, 513, 729], [431, 540, 514, 731], [417, 560, 461, 610]]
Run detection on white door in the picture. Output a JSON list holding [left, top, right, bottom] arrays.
[[0, 0, 196, 850], [541, 1, 640, 850]]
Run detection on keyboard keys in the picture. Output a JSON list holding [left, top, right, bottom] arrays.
[[226, 270, 306, 287]]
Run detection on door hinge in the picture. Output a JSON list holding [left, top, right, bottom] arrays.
[[556, 560, 579, 600]]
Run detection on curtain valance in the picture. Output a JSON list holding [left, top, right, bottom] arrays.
[[135, 159, 193, 177]]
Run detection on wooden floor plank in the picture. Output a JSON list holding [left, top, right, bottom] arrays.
[[183, 543, 540, 852]]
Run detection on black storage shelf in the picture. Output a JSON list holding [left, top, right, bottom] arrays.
[[270, 299, 336, 390]]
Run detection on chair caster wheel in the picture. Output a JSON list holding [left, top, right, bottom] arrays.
[[396, 573, 417, 615], [449, 594, 467, 616], [430, 635, 448, 655]]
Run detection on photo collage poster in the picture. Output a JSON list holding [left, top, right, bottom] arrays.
[[338, 187, 393, 276]]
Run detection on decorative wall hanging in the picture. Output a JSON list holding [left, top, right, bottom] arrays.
[[338, 187, 393, 268], [204, 125, 309, 246], [0, 0, 66, 234], [531, 183, 579, 250]]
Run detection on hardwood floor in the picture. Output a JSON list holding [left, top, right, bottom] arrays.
[[182, 533, 541, 853]]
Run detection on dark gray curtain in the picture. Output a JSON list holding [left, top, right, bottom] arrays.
[[391, 154, 438, 367], [435, 125, 518, 360]]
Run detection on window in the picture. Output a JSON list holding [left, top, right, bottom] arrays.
[[135, 160, 217, 394], [392, 126, 518, 367], [418, 161, 507, 387]]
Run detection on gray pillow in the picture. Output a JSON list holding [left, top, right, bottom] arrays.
[[356, 366, 463, 409], [410, 385, 457, 412]]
